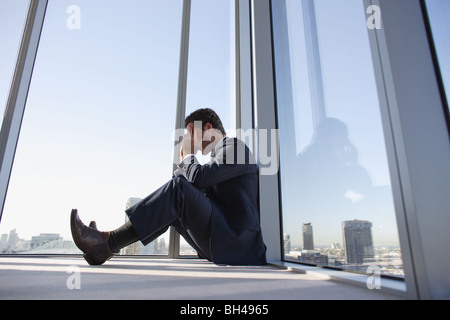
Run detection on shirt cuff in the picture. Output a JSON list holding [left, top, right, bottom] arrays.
[[182, 154, 195, 161], [178, 154, 196, 170]]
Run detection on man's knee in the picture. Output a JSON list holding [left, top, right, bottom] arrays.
[[172, 175, 202, 196], [172, 176, 192, 193], [172, 175, 188, 187]]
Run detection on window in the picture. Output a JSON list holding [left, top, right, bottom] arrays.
[[180, 0, 236, 254], [185, 0, 236, 138], [0, 0, 183, 254], [425, 0, 450, 114], [272, 0, 403, 277]]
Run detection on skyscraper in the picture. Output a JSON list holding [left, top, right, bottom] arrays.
[[122, 197, 143, 255], [302, 223, 314, 251], [342, 220, 374, 264], [126, 197, 142, 210], [283, 233, 291, 254], [7, 229, 19, 250], [30, 233, 62, 250]]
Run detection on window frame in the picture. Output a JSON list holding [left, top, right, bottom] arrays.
[[362, 0, 450, 299], [0, 0, 245, 260], [250, 0, 450, 299]]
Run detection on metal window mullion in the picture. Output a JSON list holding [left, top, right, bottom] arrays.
[[235, 0, 242, 132], [366, 0, 450, 299], [364, 0, 420, 299], [169, 0, 191, 259], [0, 0, 48, 223], [236, 0, 253, 135], [250, 0, 282, 262]]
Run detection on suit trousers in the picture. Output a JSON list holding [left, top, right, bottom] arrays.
[[125, 176, 212, 260]]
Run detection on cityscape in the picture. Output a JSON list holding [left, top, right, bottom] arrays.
[[283, 220, 404, 278], [0, 227, 197, 257], [0, 197, 198, 257], [0, 198, 403, 278]]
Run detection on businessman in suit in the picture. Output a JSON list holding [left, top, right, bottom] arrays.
[[71, 108, 267, 266]]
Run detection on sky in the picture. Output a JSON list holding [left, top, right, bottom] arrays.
[[0, 0, 448, 251]]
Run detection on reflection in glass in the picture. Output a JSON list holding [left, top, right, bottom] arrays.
[[0, 0, 30, 120], [0, 0, 182, 254], [425, 0, 450, 113], [272, 0, 403, 277]]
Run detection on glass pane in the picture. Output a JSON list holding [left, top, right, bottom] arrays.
[[425, 0, 450, 113], [0, 0, 183, 254], [272, 0, 403, 277], [180, 0, 236, 255], [0, 0, 30, 120]]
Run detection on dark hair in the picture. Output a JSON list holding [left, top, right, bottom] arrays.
[[184, 108, 226, 135]]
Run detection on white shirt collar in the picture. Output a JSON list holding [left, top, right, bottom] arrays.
[[211, 136, 227, 158]]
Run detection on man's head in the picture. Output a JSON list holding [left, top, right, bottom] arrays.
[[184, 108, 226, 154], [184, 108, 226, 136]]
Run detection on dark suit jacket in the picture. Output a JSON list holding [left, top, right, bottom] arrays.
[[177, 137, 267, 265]]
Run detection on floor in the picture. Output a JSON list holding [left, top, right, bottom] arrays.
[[0, 256, 403, 300]]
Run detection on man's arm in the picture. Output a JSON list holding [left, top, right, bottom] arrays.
[[176, 138, 257, 189]]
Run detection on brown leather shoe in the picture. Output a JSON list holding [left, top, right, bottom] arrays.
[[70, 209, 115, 265]]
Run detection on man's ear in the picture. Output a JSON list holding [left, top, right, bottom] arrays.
[[203, 123, 216, 143], [203, 123, 213, 131]]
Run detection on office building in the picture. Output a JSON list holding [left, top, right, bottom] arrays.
[[30, 233, 62, 251], [122, 197, 143, 255], [283, 233, 291, 254], [342, 220, 374, 264], [302, 223, 314, 251]]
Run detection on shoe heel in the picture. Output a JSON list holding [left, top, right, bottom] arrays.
[[83, 243, 114, 265]]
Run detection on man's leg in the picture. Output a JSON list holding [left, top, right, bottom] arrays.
[[108, 220, 140, 253], [116, 176, 212, 259], [72, 176, 212, 264], [170, 202, 212, 261]]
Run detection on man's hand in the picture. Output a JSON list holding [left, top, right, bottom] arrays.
[[180, 121, 202, 161]]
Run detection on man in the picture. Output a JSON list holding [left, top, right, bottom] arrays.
[[71, 108, 266, 266]]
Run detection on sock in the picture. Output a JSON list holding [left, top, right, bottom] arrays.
[[108, 220, 140, 253]]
